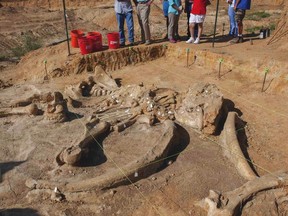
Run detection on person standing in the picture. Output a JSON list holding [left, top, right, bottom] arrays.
[[184, 0, 198, 39], [230, 0, 251, 43], [133, 0, 154, 45], [114, 0, 135, 46], [227, 0, 238, 37], [162, 0, 169, 39], [168, 0, 182, 43], [186, 0, 207, 44]]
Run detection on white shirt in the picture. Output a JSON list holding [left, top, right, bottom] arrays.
[[227, 0, 236, 7]]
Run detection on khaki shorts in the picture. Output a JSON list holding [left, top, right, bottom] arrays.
[[235, 9, 246, 22]]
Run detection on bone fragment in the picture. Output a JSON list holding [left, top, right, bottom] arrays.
[[220, 112, 257, 181], [1, 104, 40, 117], [56, 121, 110, 166], [198, 171, 288, 216]]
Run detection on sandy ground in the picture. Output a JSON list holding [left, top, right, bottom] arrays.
[[1, 1, 288, 215]]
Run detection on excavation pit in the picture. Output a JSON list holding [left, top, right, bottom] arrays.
[[1, 33, 288, 215]]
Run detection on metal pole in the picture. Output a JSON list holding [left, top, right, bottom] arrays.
[[212, 0, 220, 48], [62, 0, 71, 56]]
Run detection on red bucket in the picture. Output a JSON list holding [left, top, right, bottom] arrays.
[[87, 32, 103, 52], [107, 32, 120, 49], [78, 36, 92, 55], [71, 30, 84, 48]]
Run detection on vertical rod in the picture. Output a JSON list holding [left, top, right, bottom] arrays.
[[212, 0, 220, 48], [186, 48, 190, 67], [261, 73, 267, 92], [62, 0, 71, 56], [218, 62, 221, 78]]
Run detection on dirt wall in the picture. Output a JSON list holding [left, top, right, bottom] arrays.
[[0, 0, 109, 9]]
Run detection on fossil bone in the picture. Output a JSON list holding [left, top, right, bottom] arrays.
[[0, 103, 40, 117], [56, 118, 110, 166], [220, 112, 257, 181], [197, 171, 288, 216], [44, 92, 69, 123]]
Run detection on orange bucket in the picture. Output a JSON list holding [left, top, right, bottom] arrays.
[[107, 32, 120, 49], [87, 32, 103, 52], [71, 30, 84, 48]]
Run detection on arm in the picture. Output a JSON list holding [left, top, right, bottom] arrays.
[[133, 0, 138, 6], [234, 0, 240, 10], [172, 3, 182, 13]]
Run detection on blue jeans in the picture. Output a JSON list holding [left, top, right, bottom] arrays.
[[228, 6, 238, 36], [116, 12, 134, 45]]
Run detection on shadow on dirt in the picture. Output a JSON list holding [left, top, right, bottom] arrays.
[[78, 129, 109, 167], [203, 32, 259, 44], [68, 111, 84, 121], [0, 161, 25, 183], [0, 208, 40, 216], [215, 98, 243, 136], [157, 123, 190, 172]]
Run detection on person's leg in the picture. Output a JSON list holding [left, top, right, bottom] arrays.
[[140, 4, 151, 43], [194, 23, 198, 39], [168, 13, 176, 42], [228, 6, 234, 35], [126, 11, 134, 44], [186, 22, 195, 43], [238, 20, 243, 35], [186, 3, 192, 38], [194, 14, 205, 44], [229, 6, 238, 36], [195, 22, 203, 43], [136, 4, 145, 43], [231, 9, 245, 43], [166, 16, 169, 35], [163, 1, 169, 38], [175, 14, 180, 40], [186, 13, 195, 43], [116, 13, 125, 45]]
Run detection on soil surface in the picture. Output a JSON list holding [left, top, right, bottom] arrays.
[[0, 0, 288, 216]]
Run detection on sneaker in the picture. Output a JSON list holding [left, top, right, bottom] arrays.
[[194, 37, 200, 44], [127, 42, 135, 46], [120, 43, 125, 47], [229, 36, 242, 44], [145, 40, 151, 45], [186, 37, 194, 44], [238, 36, 244, 43], [169, 39, 177, 43]]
